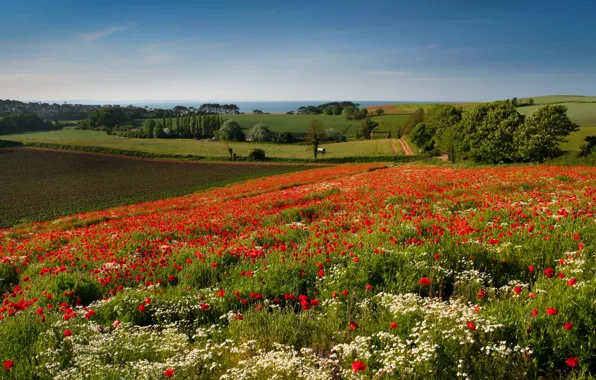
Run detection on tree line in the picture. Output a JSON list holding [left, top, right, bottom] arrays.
[[412, 102, 578, 163], [0, 114, 58, 135], [133, 113, 224, 139], [296, 102, 360, 115]]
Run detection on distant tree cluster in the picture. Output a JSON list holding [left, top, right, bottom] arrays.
[[505, 97, 535, 108], [197, 104, 240, 114], [0, 100, 100, 120], [0, 114, 58, 135], [343, 106, 369, 120], [411, 102, 578, 163], [296, 101, 360, 115]]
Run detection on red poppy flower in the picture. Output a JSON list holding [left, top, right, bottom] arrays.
[[63, 329, 72, 337], [349, 322, 358, 330], [164, 368, 175, 377], [389, 322, 398, 329], [419, 277, 431, 286], [477, 289, 486, 298], [565, 357, 579, 367], [342, 290, 349, 297], [531, 308, 539, 317], [365, 284, 372, 292], [317, 269, 324, 277], [138, 304, 146, 313], [235, 315, 243, 320], [546, 307, 558, 316], [513, 286, 522, 294], [466, 321, 476, 331], [3, 361, 14, 371], [528, 265, 535, 272], [568, 278, 577, 286], [544, 268, 554, 278], [352, 360, 366, 373], [112, 320, 120, 327], [564, 322, 574, 330]]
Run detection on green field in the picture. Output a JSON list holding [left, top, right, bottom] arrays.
[[2, 130, 396, 159], [145, 114, 362, 137], [520, 95, 596, 105], [370, 115, 409, 138], [0, 148, 314, 227]]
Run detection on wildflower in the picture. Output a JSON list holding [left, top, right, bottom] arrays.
[[568, 278, 577, 286], [544, 268, 554, 278], [164, 368, 175, 377], [557, 272, 565, 279], [389, 322, 398, 329], [342, 290, 349, 296], [318, 269, 324, 277], [564, 322, 574, 330], [235, 315, 243, 320], [528, 266, 535, 272], [350, 322, 358, 330], [3, 361, 14, 371], [531, 308, 539, 317], [565, 357, 579, 368], [419, 277, 431, 286], [112, 320, 120, 328], [467, 321, 476, 331], [513, 286, 522, 294], [546, 307, 558, 316], [211, 263, 218, 268], [332, 292, 338, 298], [63, 330, 72, 337], [216, 289, 225, 297], [365, 284, 372, 292], [477, 289, 486, 298], [434, 253, 441, 260], [138, 304, 146, 313], [352, 360, 366, 373]]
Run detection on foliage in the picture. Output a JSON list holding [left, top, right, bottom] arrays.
[[514, 105, 580, 162], [343, 106, 368, 121], [411, 123, 436, 151], [0, 114, 57, 135], [324, 128, 346, 142], [247, 123, 273, 142], [402, 108, 425, 136], [272, 131, 297, 144], [375, 109, 384, 116], [248, 149, 266, 160], [143, 119, 156, 138], [456, 102, 523, 163], [579, 136, 596, 157], [216, 120, 246, 142]]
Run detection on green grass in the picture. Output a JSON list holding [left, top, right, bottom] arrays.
[[2, 130, 396, 159], [517, 102, 596, 126], [146, 114, 362, 137], [0, 148, 314, 227]]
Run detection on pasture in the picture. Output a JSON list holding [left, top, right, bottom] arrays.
[[2, 130, 397, 159], [0, 148, 313, 227]]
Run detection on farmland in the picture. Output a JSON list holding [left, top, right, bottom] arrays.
[[2, 130, 397, 159], [365, 102, 480, 115], [370, 115, 410, 139], [0, 164, 594, 379], [0, 148, 314, 227]]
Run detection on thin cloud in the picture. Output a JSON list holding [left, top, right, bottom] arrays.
[[80, 24, 134, 42]]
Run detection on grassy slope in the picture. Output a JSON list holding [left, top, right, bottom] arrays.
[[2, 130, 396, 159], [520, 95, 596, 104], [0, 148, 314, 227]]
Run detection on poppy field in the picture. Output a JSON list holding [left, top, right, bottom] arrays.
[[0, 163, 595, 379]]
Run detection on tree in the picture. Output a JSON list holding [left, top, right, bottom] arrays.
[[456, 102, 524, 163], [247, 123, 273, 142], [511, 97, 518, 107], [322, 107, 332, 115], [252, 109, 264, 114], [343, 106, 359, 120], [154, 122, 166, 138], [356, 119, 377, 140], [402, 108, 425, 136], [579, 136, 596, 157], [308, 120, 324, 160], [375, 109, 384, 116], [217, 120, 245, 141], [332, 105, 343, 115], [248, 149, 266, 160], [411, 123, 436, 151], [325, 128, 346, 142], [273, 131, 297, 143], [514, 104, 579, 162], [143, 119, 156, 138], [528, 98, 535, 106]]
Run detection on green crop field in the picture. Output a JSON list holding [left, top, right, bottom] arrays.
[[145, 114, 361, 137], [0, 148, 314, 227], [517, 102, 596, 126], [367, 103, 480, 115], [370, 115, 409, 139], [2, 130, 396, 159]]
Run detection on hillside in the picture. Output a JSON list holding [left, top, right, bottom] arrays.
[[519, 95, 596, 104]]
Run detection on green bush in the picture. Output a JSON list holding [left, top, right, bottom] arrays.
[[0, 263, 19, 294], [248, 148, 266, 160]]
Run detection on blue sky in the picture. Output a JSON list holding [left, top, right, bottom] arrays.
[[1, 0, 595, 102]]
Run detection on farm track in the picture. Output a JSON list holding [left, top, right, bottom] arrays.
[[396, 138, 414, 156]]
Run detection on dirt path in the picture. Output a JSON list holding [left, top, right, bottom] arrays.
[[395, 138, 414, 156]]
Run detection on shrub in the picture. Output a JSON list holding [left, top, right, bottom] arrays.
[[375, 109, 384, 116], [248, 149, 266, 160], [325, 128, 346, 142], [217, 120, 245, 142], [273, 131, 297, 144], [247, 123, 273, 142]]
